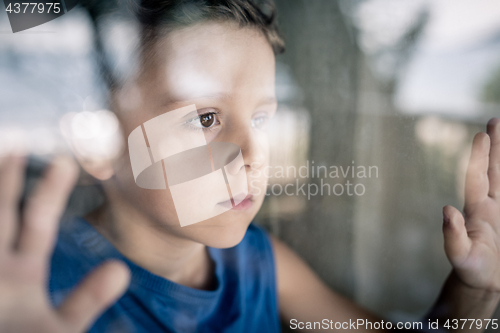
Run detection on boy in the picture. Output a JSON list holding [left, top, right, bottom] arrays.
[[0, 0, 500, 332]]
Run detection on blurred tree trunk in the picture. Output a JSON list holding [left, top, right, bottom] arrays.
[[272, 0, 360, 298]]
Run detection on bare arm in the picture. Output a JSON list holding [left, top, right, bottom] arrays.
[[272, 236, 389, 332]]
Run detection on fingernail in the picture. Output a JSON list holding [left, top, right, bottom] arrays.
[[487, 118, 500, 132], [443, 210, 450, 225]]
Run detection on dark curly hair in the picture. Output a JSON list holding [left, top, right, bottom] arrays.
[[136, 0, 285, 55]]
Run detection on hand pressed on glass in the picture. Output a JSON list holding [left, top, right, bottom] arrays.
[[443, 118, 500, 291], [0, 155, 130, 333]]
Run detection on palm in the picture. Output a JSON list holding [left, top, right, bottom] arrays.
[[444, 118, 500, 291], [0, 156, 129, 333]]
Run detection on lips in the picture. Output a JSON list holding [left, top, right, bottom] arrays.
[[232, 194, 254, 211], [217, 193, 254, 210]]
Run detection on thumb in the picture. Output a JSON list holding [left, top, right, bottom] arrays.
[[443, 205, 471, 267], [57, 260, 131, 333]]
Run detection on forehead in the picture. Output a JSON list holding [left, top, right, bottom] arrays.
[[140, 21, 276, 104]]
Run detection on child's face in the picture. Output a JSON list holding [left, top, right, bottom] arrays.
[[111, 21, 276, 248]]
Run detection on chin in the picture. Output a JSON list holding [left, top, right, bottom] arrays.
[[183, 210, 256, 249], [204, 225, 249, 248]]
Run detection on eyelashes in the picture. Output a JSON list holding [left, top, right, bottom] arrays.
[[183, 109, 271, 132], [251, 115, 269, 130], [184, 110, 221, 132]]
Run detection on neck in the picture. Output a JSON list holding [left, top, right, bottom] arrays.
[[85, 184, 216, 291]]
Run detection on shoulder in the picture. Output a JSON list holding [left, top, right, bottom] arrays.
[[268, 233, 325, 299]]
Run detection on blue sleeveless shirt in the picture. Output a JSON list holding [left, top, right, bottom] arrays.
[[49, 218, 281, 333]]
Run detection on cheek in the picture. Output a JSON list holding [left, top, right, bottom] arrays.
[[132, 188, 180, 225], [112, 152, 181, 226], [256, 130, 271, 158]]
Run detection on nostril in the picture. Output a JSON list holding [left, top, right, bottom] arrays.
[[248, 162, 263, 170]]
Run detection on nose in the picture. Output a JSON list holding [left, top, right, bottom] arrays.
[[222, 118, 267, 175]]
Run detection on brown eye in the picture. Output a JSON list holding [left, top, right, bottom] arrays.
[[200, 113, 215, 127]]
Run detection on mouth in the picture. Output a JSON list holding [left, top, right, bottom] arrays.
[[232, 194, 254, 211], [216, 193, 254, 211]]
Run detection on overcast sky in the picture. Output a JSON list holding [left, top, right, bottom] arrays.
[[357, 0, 500, 118]]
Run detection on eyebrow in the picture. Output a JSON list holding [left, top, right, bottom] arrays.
[[164, 92, 278, 107], [257, 96, 278, 106]]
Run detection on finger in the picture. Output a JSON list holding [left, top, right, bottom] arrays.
[[17, 156, 78, 258], [0, 154, 26, 251], [58, 261, 130, 333], [487, 118, 500, 199], [464, 132, 490, 210], [443, 205, 471, 267]]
